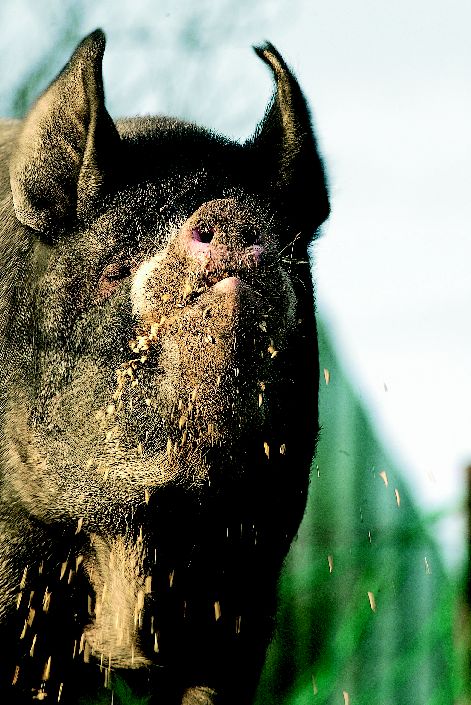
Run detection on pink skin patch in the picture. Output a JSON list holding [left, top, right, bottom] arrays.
[[186, 226, 265, 270], [212, 276, 242, 293], [248, 244, 264, 264]]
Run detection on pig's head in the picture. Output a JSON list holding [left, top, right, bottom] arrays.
[[4, 31, 329, 531]]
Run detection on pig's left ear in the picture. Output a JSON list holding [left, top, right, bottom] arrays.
[[10, 29, 121, 235], [249, 43, 330, 240]]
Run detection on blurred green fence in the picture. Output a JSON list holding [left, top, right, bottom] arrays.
[[256, 321, 460, 705]]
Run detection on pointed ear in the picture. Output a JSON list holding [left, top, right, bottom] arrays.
[[249, 43, 330, 239], [10, 29, 121, 235]]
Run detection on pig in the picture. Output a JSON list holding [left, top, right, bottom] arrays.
[[0, 29, 329, 704]]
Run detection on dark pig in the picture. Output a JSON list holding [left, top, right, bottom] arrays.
[[0, 30, 329, 704]]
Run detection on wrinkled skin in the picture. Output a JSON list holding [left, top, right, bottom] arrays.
[[0, 30, 329, 704]]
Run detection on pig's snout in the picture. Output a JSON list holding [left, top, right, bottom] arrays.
[[132, 199, 270, 319], [182, 224, 265, 269], [176, 198, 266, 270]]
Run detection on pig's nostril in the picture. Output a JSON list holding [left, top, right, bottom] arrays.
[[240, 226, 260, 246], [191, 226, 214, 244]]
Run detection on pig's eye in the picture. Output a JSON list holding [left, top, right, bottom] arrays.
[[103, 263, 132, 282], [97, 261, 133, 300]]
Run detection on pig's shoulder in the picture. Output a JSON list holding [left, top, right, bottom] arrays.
[[0, 119, 20, 142], [0, 120, 20, 187]]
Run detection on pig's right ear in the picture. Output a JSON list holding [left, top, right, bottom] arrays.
[[10, 29, 121, 237]]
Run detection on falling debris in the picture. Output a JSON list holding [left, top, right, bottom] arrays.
[[263, 442, 270, 459], [327, 555, 334, 573], [323, 368, 330, 385], [367, 591, 376, 612], [343, 691, 350, 705], [279, 443, 286, 455], [42, 656, 52, 681], [214, 601, 221, 621], [424, 557, 432, 575], [378, 470, 388, 487], [394, 488, 401, 507], [29, 634, 38, 657], [27, 608, 35, 627], [312, 675, 318, 695], [43, 589, 51, 613]]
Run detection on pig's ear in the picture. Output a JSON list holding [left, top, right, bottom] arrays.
[[10, 29, 121, 235], [249, 43, 330, 239]]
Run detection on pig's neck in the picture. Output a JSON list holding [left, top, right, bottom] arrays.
[[83, 533, 152, 669]]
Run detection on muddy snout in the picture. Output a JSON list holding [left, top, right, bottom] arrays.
[[176, 197, 267, 273], [181, 223, 264, 272], [132, 198, 277, 323]]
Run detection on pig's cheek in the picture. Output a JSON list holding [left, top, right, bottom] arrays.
[[155, 338, 181, 412], [279, 270, 298, 332]]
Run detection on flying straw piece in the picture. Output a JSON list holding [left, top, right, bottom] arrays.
[[367, 591, 376, 612], [378, 470, 388, 487]]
